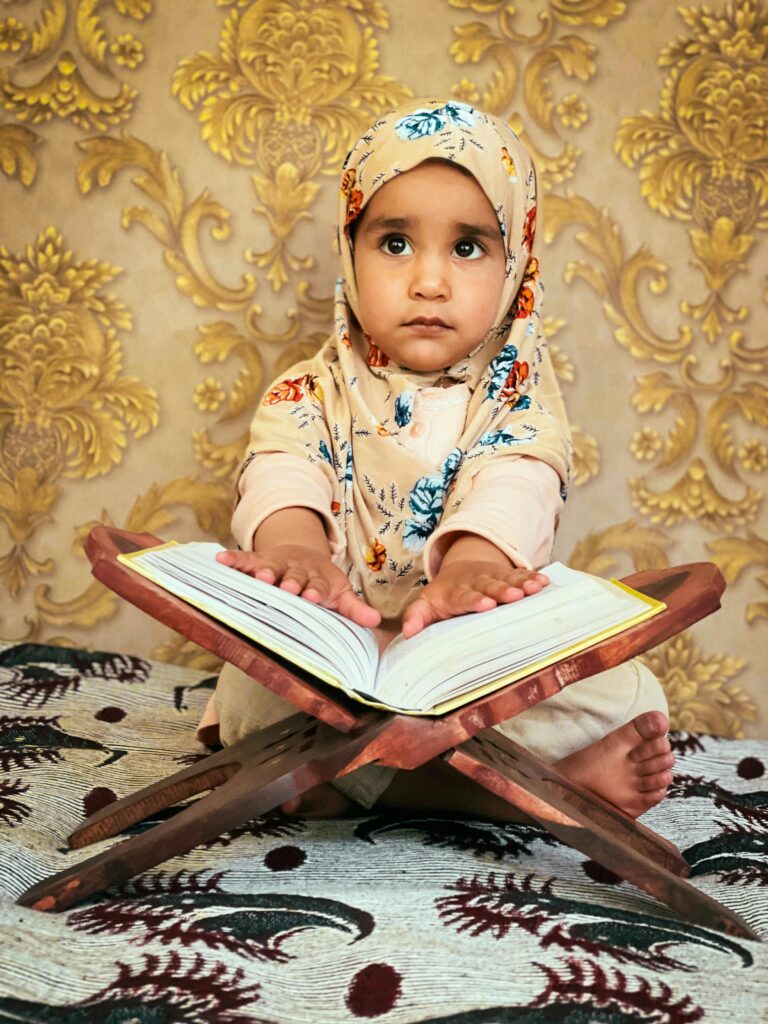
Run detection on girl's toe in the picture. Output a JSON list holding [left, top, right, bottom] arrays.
[[630, 734, 673, 762], [636, 752, 676, 776], [637, 768, 674, 793]]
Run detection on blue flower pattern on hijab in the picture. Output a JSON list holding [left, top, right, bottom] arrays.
[[402, 447, 464, 551], [486, 343, 528, 408], [474, 425, 538, 449], [395, 102, 477, 141], [394, 392, 414, 427]]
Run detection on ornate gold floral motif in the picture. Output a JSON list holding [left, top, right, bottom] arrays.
[[570, 426, 598, 486], [640, 633, 755, 737], [74, 128, 314, 569], [630, 427, 662, 461], [615, 0, 768, 345], [543, 317, 573, 379], [446, 0, 625, 189], [545, 189, 765, 535], [191, 321, 266, 482], [0, 122, 40, 185], [172, 0, 410, 291], [567, 518, 670, 577], [0, 226, 158, 598], [539, 316, 599, 485], [544, 194, 692, 363], [77, 135, 257, 311], [0, 0, 152, 131], [630, 458, 760, 530], [707, 529, 768, 626], [77, 133, 268, 496], [151, 634, 222, 673], [122, 476, 233, 543]]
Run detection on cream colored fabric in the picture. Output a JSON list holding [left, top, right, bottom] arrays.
[[231, 401, 563, 577]]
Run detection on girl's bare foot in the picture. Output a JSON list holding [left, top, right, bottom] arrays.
[[555, 710, 674, 818]]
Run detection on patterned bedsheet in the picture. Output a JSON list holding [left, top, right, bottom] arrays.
[[0, 642, 766, 1022]]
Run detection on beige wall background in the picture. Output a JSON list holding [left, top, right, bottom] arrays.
[[1, 0, 765, 738]]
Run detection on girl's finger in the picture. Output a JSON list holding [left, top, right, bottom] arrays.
[[301, 575, 332, 602], [519, 576, 547, 595], [277, 564, 309, 593], [401, 598, 437, 638], [478, 578, 526, 604], [218, 551, 280, 583], [336, 589, 382, 628], [445, 588, 496, 616]]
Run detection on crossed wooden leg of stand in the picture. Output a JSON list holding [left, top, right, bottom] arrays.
[[17, 712, 758, 941]]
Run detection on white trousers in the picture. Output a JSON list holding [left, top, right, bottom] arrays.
[[212, 658, 667, 808]]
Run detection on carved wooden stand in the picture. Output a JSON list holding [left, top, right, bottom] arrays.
[[17, 527, 760, 941]]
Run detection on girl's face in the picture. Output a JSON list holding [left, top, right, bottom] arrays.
[[353, 160, 506, 372]]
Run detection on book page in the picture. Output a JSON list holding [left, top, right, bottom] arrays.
[[372, 562, 664, 714], [119, 542, 380, 696]]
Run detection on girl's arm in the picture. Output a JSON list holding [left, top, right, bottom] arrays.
[[217, 507, 381, 629]]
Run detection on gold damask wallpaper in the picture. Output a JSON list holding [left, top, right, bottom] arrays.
[[0, 0, 765, 737]]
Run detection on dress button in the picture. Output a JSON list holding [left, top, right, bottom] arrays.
[[410, 421, 425, 438]]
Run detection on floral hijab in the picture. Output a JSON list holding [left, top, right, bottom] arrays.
[[243, 99, 572, 620]]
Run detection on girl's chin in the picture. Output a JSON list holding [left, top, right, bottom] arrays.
[[378, 345, 474, 373]]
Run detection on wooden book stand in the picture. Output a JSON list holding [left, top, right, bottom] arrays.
[[17, 527, 759, 941]]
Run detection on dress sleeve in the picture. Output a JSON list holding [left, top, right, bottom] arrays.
[[231, 452, 344, 554], [424, 456, 564, 578]]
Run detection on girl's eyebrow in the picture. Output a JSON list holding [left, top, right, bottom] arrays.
[[455, 221, 500, 241], [362, 215, 499, 240], [361, 216, 411, 232]]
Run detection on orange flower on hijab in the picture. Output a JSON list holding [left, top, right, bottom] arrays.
[[365, 339, 390, 367], [341, 167, 363, 227], [263, 373, 322, 405], [513, 285, 534, 319], [522, 206, 536, 252], [523, 256, 540, 283], [364, 538, 387, 571], [501, 146, 518, 181], [500, 360, 529, 407]]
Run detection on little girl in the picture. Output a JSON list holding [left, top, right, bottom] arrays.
[[200, 99, 674, 820]]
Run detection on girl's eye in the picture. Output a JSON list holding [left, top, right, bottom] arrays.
[[454, 239, 484, 260], [381, 235, 412, 256]]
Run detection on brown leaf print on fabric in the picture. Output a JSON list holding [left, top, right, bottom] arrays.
[[436, 871, 752, 971]]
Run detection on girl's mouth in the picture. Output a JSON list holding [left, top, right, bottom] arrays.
[[404, 317, 452, 331]]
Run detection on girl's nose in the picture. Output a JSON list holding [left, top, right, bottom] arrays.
[[409, 255, 450, 301]]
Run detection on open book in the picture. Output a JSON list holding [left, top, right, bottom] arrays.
[[118, 541, 666, 716]]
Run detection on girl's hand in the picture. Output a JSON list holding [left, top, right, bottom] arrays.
[[216, 545, 381, 629], [401, 556, 548, 639]]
